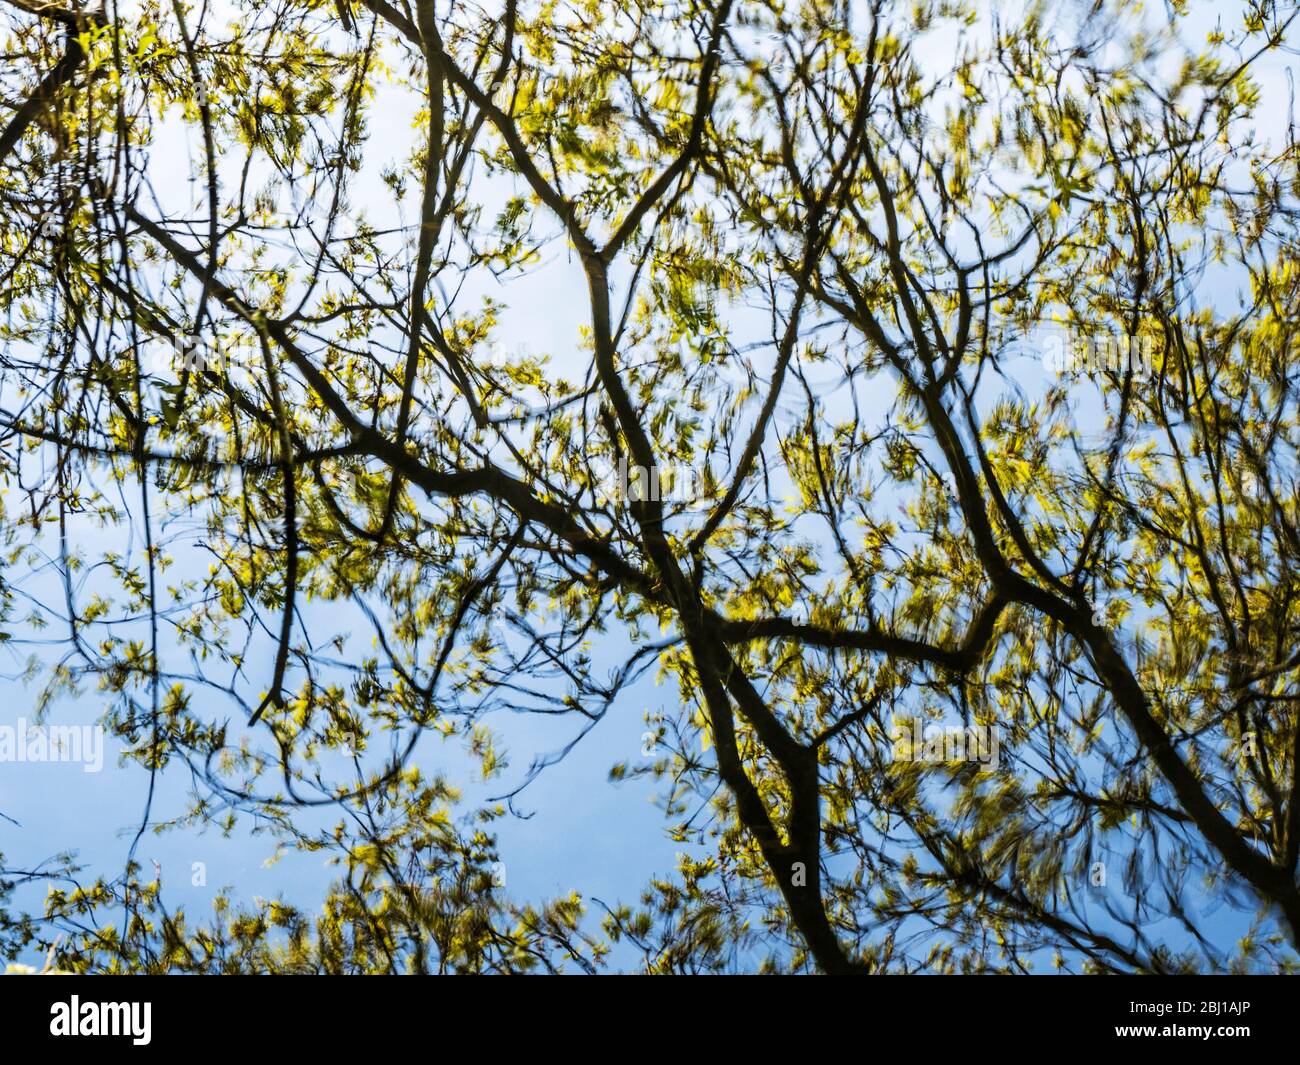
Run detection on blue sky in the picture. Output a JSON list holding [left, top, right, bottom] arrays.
[[3, 0, 1297, 971]]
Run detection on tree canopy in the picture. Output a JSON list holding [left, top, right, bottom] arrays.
[[2, 0, 1300, 973]]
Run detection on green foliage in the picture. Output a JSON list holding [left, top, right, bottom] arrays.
[[0, 0, 1298, 973]]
